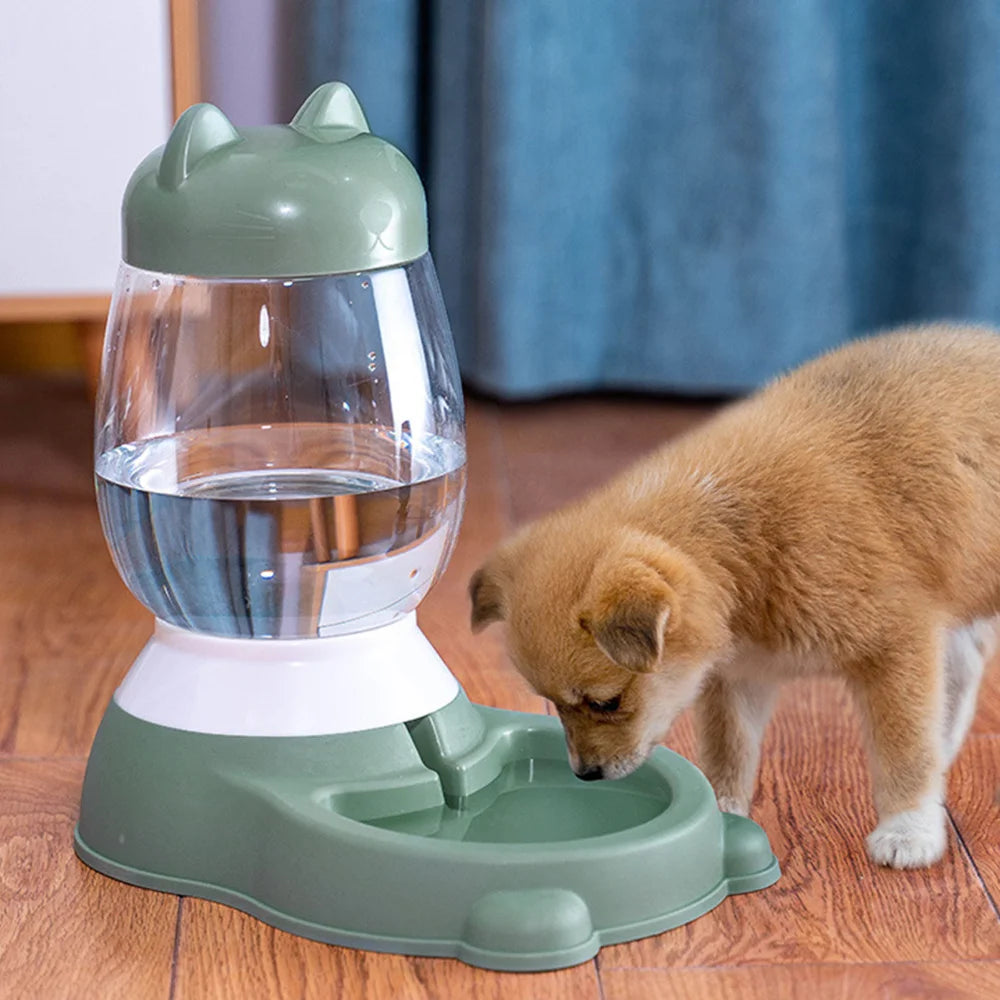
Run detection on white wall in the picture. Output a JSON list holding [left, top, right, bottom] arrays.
[[0, 1, 173, 297]]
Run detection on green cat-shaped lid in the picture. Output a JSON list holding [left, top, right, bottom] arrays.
[[122, 82, 428, 278]]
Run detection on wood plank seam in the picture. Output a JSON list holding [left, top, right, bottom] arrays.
[[948, 807, 1000, 923], [595, 958, 610, 1000], [169, 897, 184, 1000]]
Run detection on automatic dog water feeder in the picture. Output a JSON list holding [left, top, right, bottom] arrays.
[[75, 83, 779, 971]]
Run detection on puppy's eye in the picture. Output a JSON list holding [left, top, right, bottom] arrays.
[[584, 695, 621, 714]]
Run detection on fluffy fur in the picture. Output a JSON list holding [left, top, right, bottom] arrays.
[[470, 324, 1000, 868]]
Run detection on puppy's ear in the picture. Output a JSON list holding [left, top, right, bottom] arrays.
[[579, 554, 676, 672], [469, 557, 510, 632], [580, 533, 730, 672]]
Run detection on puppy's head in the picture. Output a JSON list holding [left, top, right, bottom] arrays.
[[470, 522, 730, 780]]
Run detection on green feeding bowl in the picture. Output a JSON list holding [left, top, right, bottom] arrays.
[[77, 694, 778, 971], [360, 757, 667, 842]]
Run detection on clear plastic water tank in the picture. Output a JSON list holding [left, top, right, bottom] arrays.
[[94, 85, 465, 639]]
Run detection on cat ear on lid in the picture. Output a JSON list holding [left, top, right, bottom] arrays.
[[291, 82, 370, 137], [158, 104, 241, 191]]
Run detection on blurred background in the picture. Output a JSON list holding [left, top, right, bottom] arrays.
[[1, 0, 999, 396]]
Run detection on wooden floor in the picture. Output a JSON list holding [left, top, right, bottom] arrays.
[[1, 377, 998, 999]]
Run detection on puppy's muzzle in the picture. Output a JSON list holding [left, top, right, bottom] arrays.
[[574, 764, 605, 782]]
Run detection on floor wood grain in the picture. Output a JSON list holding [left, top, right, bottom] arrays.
[[496, 395, 716, 525], [0, 499, 153, 757], [1, 378, 998, 998], [601, 679, 1000, 969], [0, 759, 177, 1000], [173, 901, 600, 1000], [0, 378, 152, 758], [601, 962, 1000, 1000], [949, 736, 1000, 908]]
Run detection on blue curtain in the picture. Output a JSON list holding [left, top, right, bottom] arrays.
[[289, 0, 1000, 398]]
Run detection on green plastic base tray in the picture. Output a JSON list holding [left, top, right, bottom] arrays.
[[75, 694, 779, 971]]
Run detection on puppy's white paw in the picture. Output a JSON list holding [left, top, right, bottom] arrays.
[[716, 795, 749, 817], [866, 802, 947, 869]]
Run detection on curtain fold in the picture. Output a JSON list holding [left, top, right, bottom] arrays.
[[293, 0, 1000, 398]]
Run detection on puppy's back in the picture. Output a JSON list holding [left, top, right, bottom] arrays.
[[778, 324, 1000, 429], [624, 325, 1000, 641]]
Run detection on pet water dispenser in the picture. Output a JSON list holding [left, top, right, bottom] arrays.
[[75, 82, 779, 971]]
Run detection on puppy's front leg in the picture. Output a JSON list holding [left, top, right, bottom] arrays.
[[852, 635, 947, 869], [695, 673, 778, 816]]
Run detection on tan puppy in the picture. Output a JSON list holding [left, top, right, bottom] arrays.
[[470, 324, 1000, 869]]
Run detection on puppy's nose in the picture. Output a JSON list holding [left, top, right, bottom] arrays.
[[576, 765, 604, 782]]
